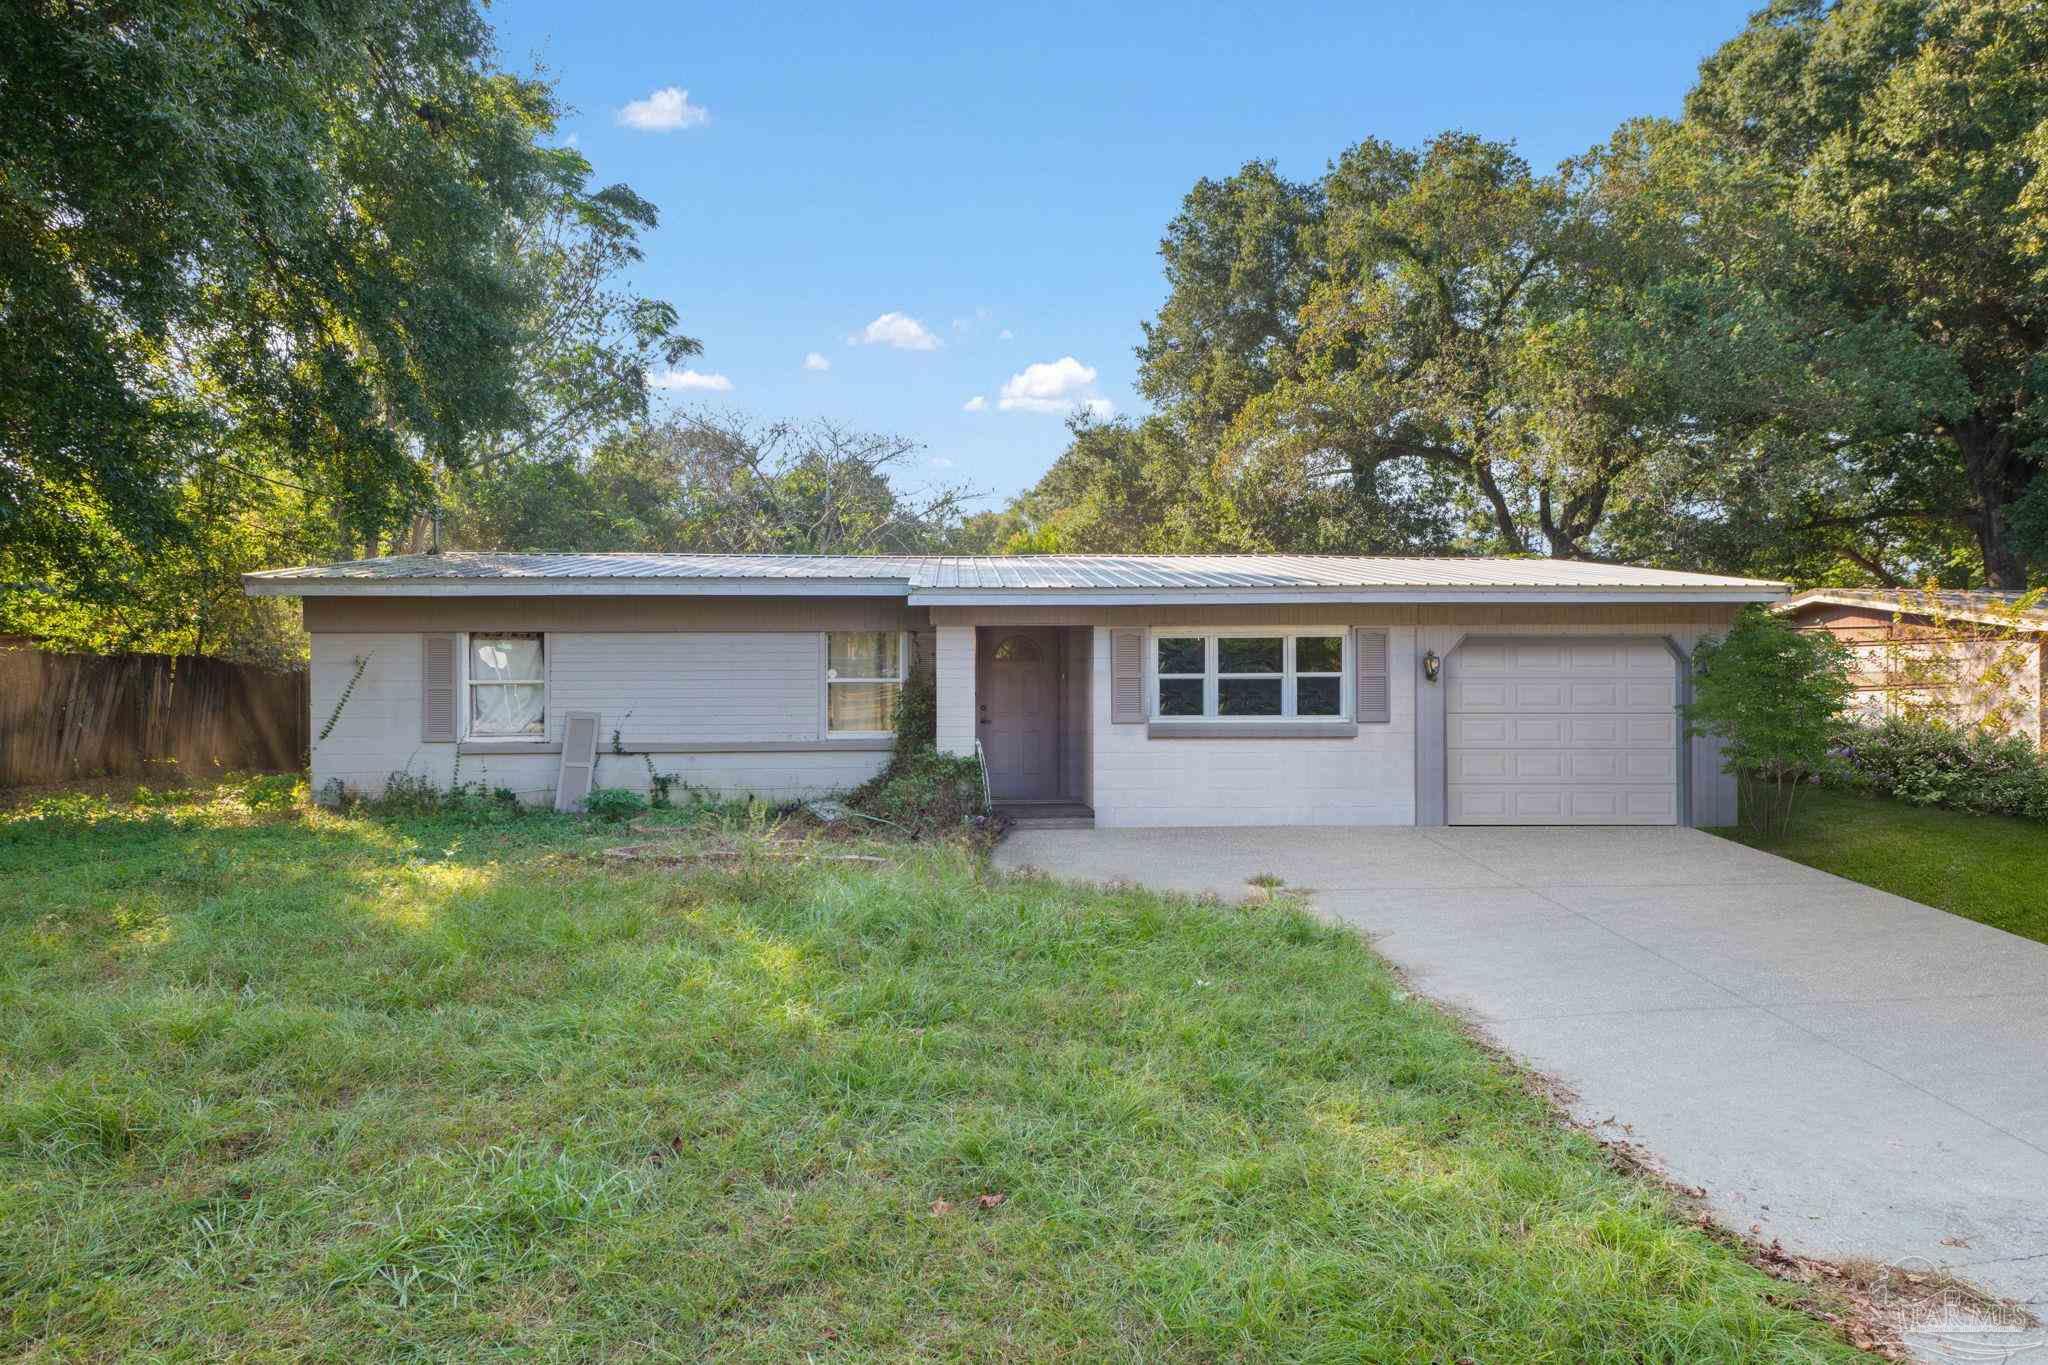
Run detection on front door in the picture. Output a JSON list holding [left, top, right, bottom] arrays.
[[978, 629, 1059, 801]]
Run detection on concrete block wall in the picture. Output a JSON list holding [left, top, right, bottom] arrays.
[[1088, 625, 1420, 828], [935, 625, 977, 758], [310, 631, 888, 805]]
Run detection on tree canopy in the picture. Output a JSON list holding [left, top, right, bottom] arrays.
[[1, 0, 693, 658], [997, 0, 2046, 589]]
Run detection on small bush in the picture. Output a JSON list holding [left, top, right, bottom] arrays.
[[1683, 608, 1853, 837], [888, 665, 938, 765], [848, 749, 987, 840], [356, 772, 527, 822], [233, 773, 302, 812], [1836, 716, 2048, 822], [582, 787, 648, 823]]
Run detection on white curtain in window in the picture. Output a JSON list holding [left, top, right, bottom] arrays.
[[471, 683, 546, 735], [827, 632, 898, 679], [471, 635, 543, 682]]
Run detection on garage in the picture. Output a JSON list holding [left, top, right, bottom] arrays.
[[1447, 638, 1680, 825]]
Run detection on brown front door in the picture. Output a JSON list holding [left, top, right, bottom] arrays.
[[978, 629, 1059, 801]]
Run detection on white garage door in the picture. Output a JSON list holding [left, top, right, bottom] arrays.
[[1448, 639, 1678, 826]]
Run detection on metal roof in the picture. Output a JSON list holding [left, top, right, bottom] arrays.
[[245, 552, 1788, 603], [1776, 588, 2048, 629]]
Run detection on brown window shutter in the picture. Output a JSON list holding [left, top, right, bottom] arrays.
[[1110, 628, 1146, 723], [421, 634, 458, 741], [554, 709, 601, 812], [1354, 628, 1390, 724]]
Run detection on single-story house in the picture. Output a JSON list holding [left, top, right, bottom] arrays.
[[244, 553, 1788, 828], [1775, 588, 2048, 748]]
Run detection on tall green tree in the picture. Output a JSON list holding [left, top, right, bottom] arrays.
[[1132, 133, 1705, 558], [445, 414, 973, 556], [1674, 0, 2048, 587], [0, 0, 689, 594]]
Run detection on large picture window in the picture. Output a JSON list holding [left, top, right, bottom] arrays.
[[826, 632, 904, 734], [468, 633, 546, 736], [1152, 631, 1346, 720]]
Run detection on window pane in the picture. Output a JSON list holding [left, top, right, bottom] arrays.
[[471, 683, 545, 735], [1158, 677, 1204, 716], [471, 634, 542, 682], [1296, 635, 1343, 674], [1156, 637, 1204, 675], [1217, 637, 1282, 674], [1218, 678, 1283, 716], [828, 681, 899, 732], [828, 632, 898, 680], [1297, 675, 1342, 716]]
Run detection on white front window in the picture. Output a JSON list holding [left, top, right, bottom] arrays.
[[825, 631, 904, 734], [468, 633, 546, 736], [1153, 631, 1347, 720]]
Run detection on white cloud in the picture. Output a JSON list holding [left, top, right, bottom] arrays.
[[802, 351, 831, 372], [650, 367, 732, 392], [618, 86, 710, 132], [849, 311, 941, 351], [927, 455, 956, 469], [962, 395, 987, 413], [1083, 397, 1117, 420], [998, 356, 1099, 413], [998, 328, 1014, 340]]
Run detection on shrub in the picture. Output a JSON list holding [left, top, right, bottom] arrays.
[[355, 772, 526, 821], [1683, 607, 1853, 837], [233, 773, 302, 812], [1836, 716, 2048, 822], [582, 787, 647, 823], [887, 664, 938, 767], [847, 749, 987, 840]]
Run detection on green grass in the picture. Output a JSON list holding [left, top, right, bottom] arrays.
[[1717, 786, 2048, 946], [0, 780, 1872, 1361]]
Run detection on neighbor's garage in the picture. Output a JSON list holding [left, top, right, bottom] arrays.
[[1447, 638, 1679, 825]]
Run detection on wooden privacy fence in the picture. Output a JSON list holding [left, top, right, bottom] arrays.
[[0, 649, 308, 786]]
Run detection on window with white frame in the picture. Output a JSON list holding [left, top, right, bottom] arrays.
[[825, 631, 904, 734], [468, 633, 546, 736], [1153, 631, 1346, 719]]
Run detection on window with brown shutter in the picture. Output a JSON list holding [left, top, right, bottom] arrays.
[[1110, 628, 1145, 723], [1354, 628, 1390, 724], [421, 634, 458, 741]]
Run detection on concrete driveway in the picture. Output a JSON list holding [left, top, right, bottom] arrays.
[[994, 825, 2048, 1322]]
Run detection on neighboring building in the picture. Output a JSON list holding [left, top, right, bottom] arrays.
[[1775, 589, 2048, 748], [244, 553, 1788, 828]]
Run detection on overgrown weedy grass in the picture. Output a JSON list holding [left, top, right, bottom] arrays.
[[0, 780, 1873, 1359]]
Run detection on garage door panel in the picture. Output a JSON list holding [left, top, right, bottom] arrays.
[[1448, 713, 1675, 749], [1449, 749, 1676, 783], [1451, 784, 1677, 825], [1448, 637, 1678, 826]]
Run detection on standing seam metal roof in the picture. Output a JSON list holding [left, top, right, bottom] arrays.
[[243, 552, 1788, 592]]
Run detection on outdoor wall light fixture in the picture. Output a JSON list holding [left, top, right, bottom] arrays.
[[1422, 649, 1442, 683]]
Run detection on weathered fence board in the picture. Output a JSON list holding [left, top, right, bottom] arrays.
[[0, 649, 307, 785]]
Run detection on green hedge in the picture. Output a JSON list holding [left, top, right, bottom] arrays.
[[1835, 717, 2048, 822]]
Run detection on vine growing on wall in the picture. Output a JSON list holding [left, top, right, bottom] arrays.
[[317, 653, 372, 744]]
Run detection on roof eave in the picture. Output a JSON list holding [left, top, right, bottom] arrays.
[[241, 574, 914, 599], [907, 586, 1788, 607]]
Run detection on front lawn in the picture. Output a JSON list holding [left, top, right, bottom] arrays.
[[1717, 786, 2048, 946], [0, 781, 1871, 1360]]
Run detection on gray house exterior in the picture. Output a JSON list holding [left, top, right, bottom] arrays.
[[245, 553, 1787, 828]]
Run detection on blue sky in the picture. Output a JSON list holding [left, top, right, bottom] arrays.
[[489, 0, 1760, 508]]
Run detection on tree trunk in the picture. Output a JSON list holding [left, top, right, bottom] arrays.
[[1952, 418, 2034, 589]]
